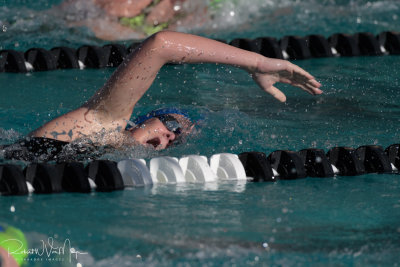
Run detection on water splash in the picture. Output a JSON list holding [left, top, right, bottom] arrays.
[[0, 128, 23, 144]]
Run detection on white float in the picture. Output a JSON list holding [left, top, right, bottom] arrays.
[[149, 157, 185, 183], [209, 153, 247, 180], [179, 155, 217, 182], [117, 159, 152, 187]]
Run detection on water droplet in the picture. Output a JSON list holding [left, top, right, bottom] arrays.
[[311, 141, 317, 147]]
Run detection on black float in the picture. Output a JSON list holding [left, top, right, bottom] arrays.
[[280, 35, 312, 60], [0, 50, 27, 73], [77, 45, 109, 69], [327, 147, 365, 176], [328, 33, 361, 57], [238, 152, 275, 182], [306, 34, 334, 58], [230, 37, 284, 59], [356, 32, 383, 56], [87, 160, 124, 192], [51, 47, 80, 69], [356, 145, 392, 173], [103, 44, 128, 67], [378, 31, 400, 54], [25, 48, 57, 71], [0, 165, 28, 195], [58, 162, 91, 193], [298, 148, 334, 178], [385, 144, 400, 170], [24, 163, 63, 194], [268, 150, 307, 179], [252, 37, 284, 59]]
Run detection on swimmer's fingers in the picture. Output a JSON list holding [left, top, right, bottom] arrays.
[[251, 58, 322, 101], [252, 74, 287, 102], [264, 85, 287, 102], [284, 78, 323, 95], [279, 66, 322, 95], [305, 80, 323, 95]]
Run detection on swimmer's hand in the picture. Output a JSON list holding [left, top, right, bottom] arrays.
[[249, 58, 322, 102]]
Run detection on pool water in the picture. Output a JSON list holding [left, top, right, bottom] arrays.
[[1, 0, 400, 266]]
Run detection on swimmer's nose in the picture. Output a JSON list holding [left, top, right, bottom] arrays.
[[161, 131, 175, 148], [165, 131, 176, 141]]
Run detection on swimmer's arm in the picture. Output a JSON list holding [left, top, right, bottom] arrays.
[[87, 31, 322, 126], [31, 31, 322, 141]]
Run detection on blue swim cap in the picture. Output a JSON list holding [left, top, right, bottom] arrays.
[[126, 108, 191, 130]]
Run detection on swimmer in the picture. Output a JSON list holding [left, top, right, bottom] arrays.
[[55, 1, 292, 41], [57, 0, 201, 40], [29, 31, 322, 150], [2, 31, 322, 161]]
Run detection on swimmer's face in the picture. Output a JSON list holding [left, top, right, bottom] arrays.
[[128, 114, 193, 150]]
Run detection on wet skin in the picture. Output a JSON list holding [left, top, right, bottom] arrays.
[[130, 117, 177, 149]]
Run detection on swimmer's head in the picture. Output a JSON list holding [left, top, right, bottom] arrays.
[[126, 108, 194, 150]]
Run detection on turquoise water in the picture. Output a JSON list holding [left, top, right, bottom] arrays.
[[1, 0, 400, 266], [2, 177, 399, 266]]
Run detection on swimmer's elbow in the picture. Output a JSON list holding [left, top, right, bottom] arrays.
[[148, 30, 175, 43], [147, 31, 171, 48], [146, 31, 177, 60]]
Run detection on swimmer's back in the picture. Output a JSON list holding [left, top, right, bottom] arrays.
[[1, 137, 101, 161]]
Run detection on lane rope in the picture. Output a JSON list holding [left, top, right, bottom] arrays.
[[1, 31, 399, 73], [1, 144, 399, 196]]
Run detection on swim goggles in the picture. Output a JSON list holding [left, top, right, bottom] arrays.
[[130, 107, 190, 126], [156, 114, 183, 135], [127, 108, 193, 144]]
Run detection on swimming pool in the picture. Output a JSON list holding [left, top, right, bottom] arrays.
[[1, 0, 400, 266]]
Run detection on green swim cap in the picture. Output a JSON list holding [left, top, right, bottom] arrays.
[[0, 225, 28, 266], [120, 15, 169, 36]]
